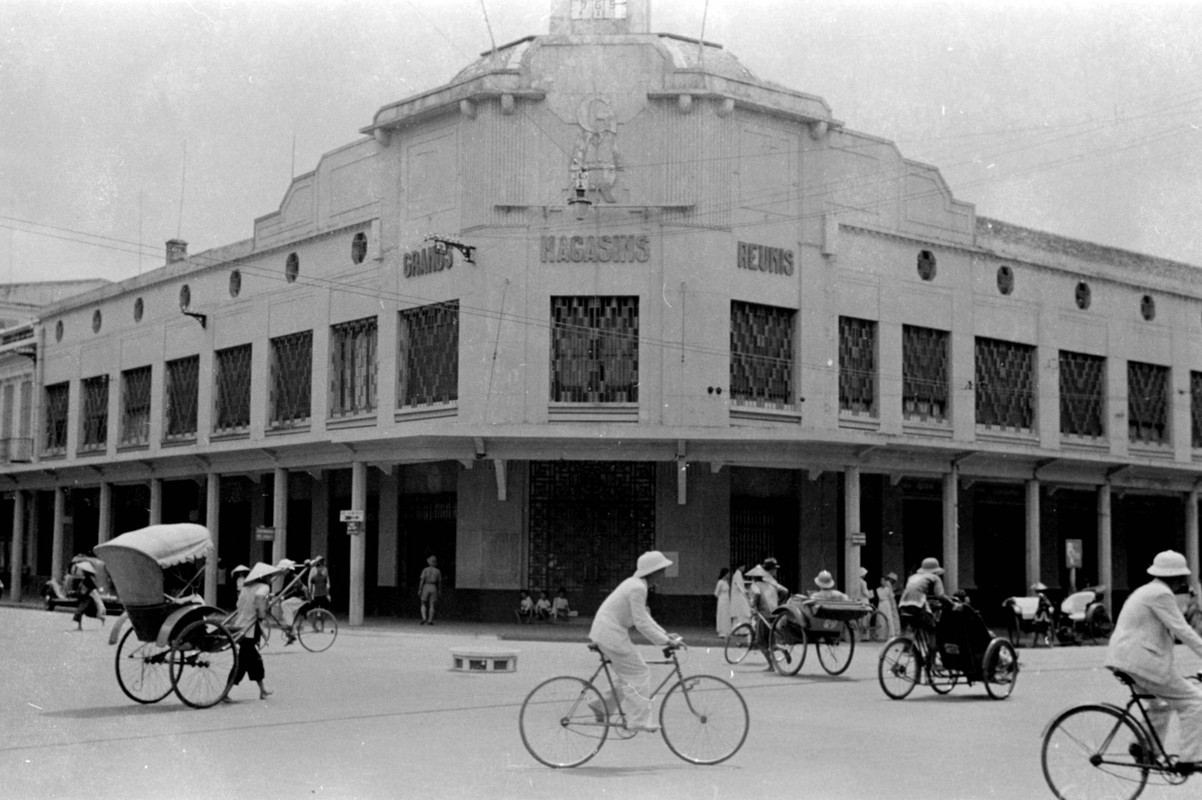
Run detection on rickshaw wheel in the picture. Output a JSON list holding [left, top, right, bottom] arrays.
[[983, 639, 1019, 700], [723, 623, 755, 665], [927, 652, 959, 695], [115, 627, 174, 704], [170, 618, 238, 709], [769, 614, 806, 676], [816, 622, 855, 676], [878, 637, 919, 699], [297, 608, 338, 652], [865, 609, 891, 642]]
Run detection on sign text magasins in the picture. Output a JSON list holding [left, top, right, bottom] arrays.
[[540, 234, 651, 263]]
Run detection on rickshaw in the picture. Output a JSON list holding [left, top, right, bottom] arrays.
[[768, 596, 873, 676], [877, 596, 1020, 700], [94, 524, 239, 709]]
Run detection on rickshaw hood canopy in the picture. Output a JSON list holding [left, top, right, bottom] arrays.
[[95, 524, 213, 607]]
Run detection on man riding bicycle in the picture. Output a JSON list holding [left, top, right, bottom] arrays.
[[898, 557, 949, 637], [1105, 550, 1202, 771]]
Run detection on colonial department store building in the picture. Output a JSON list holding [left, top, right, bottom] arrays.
[[6, 1, 1202, 625]]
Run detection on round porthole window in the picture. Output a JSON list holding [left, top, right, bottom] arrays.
[[351, 232, 367, 265], [1141, 294, 1156, 321], [229, 269, 242, 298], [134, 297, 144, 322], [1075, 281, 1091, 310], [179, 284, 192, 311], [55, 320, 64, 342], [285, 253, 299, 283], [917, 250, 936, 281], [997, 265, 1014, 295], [92, 309, 102, 333]]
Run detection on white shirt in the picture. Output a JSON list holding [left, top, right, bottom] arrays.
[[589, 575, 671, 649]]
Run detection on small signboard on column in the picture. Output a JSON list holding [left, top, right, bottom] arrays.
[[340, 509, 365, 536]]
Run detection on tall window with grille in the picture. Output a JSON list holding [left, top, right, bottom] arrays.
[[729, 301, 794, 409], [1128, 360, 1169, 446], [43, 382, 69, 455], [164, 355, 199, 442], [1192, 371, 1202, 450], [839, 316, 878, 416], [398, 301, 459, 408], [269, 330, 312, 429], [902, 325, 949, 423], [550, 296, 639, 403], [975, 337, 1036, 432], [80, 375, 109, 453], [1060, 351, 1105, 439], [214, 344, 252, 435], [330, 317, 377, 418], [119, 366, 152, 446]]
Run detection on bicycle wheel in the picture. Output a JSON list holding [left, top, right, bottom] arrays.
[[256, 620, 271, 651], [1042, 704, 1149, 800], [866, 609, 891, 642], [724, 623, 754, 665], [878, 637, 919, 700], [816, 622, 856, 676], [769, 614, 807, 676], [519, 676, 609, 768], [296, 608, 338, 652], [983, 638, 1019, 700], [660, 675, 749, 765], [115, 627, 174, 704], [927, 651, 959, 695], [170, 618, 238, 709]]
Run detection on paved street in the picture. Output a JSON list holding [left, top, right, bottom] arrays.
[[3, 604, 1201, 800]]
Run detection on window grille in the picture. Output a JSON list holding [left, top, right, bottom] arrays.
[[80, 375, 108, 452], [164, 356, 199, 441], [214, 344, 252, 434], [1059, 351, 1105, 438], [330, 317, 377, 418], [730, 301, 794, 408], [839, 316, 877, 416], [902, 325, 949, 423], [43, 382, 69, 454], [269, 331, 312, 428], [398, 301, 459, 408], [550, 297, 639, 403], [119, 366, 152, 446], [1128, 361, 1169, 445], [975, 337, 1035, 432], [1192, 371, 1202, 449]]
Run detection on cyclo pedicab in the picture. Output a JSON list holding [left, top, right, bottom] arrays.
[[95, 523, 240, 709], [877, 594, 1020, 700], [768, 596, 874, 676]]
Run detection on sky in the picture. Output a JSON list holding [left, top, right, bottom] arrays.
[[2, 0, 1202, 286]]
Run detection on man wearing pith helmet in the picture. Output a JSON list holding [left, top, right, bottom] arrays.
[[1105, 550, 1202, 771], [588, 551, 684, 733]]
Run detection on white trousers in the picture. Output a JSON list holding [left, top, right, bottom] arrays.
[[1134, 674, 1202, 762], [594, 639, 654, 728]]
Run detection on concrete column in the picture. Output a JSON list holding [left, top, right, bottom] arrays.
[[1186, 487, 1200, 579], [1098, 484, 1113, 618], [149, 479, 163, 525], [1026, 480, 1041, 590], [27, 491, 39, 581], [9, 491, 24, 602], [942, 468, 959, 593], [844, 467, 861, 594], [97, 482, 112, 544], [273, 467, 288, 561], [205, 474, 221, 605], [350, 461, 367, 626], [51, 487, 65, 583]]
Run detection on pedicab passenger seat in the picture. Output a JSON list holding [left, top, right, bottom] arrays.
[[935, 600, 994, 675], [787, 598, 872, 634]]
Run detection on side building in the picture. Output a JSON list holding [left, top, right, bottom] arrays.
[[4, 2, 1202, 625]]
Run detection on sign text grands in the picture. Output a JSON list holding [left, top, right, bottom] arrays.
[[540, 234, 651, 263], [737, 241, 794, 276]]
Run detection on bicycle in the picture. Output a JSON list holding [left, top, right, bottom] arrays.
[[256, 560, 338, 653], [862, 606, 893, 642], [519, 641, 749, 768], [724, 608, 787, 666], [1041, 669, 1202, 800]]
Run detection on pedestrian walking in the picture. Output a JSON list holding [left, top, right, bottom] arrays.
[[714, 567, 732, 637], [228, 561, 277, 701], [418, 556, 441, 625]]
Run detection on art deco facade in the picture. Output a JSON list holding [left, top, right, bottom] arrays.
[[5, 1, 1202, 624]]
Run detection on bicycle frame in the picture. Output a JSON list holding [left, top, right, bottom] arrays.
[[587, 645, 685, 726]]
